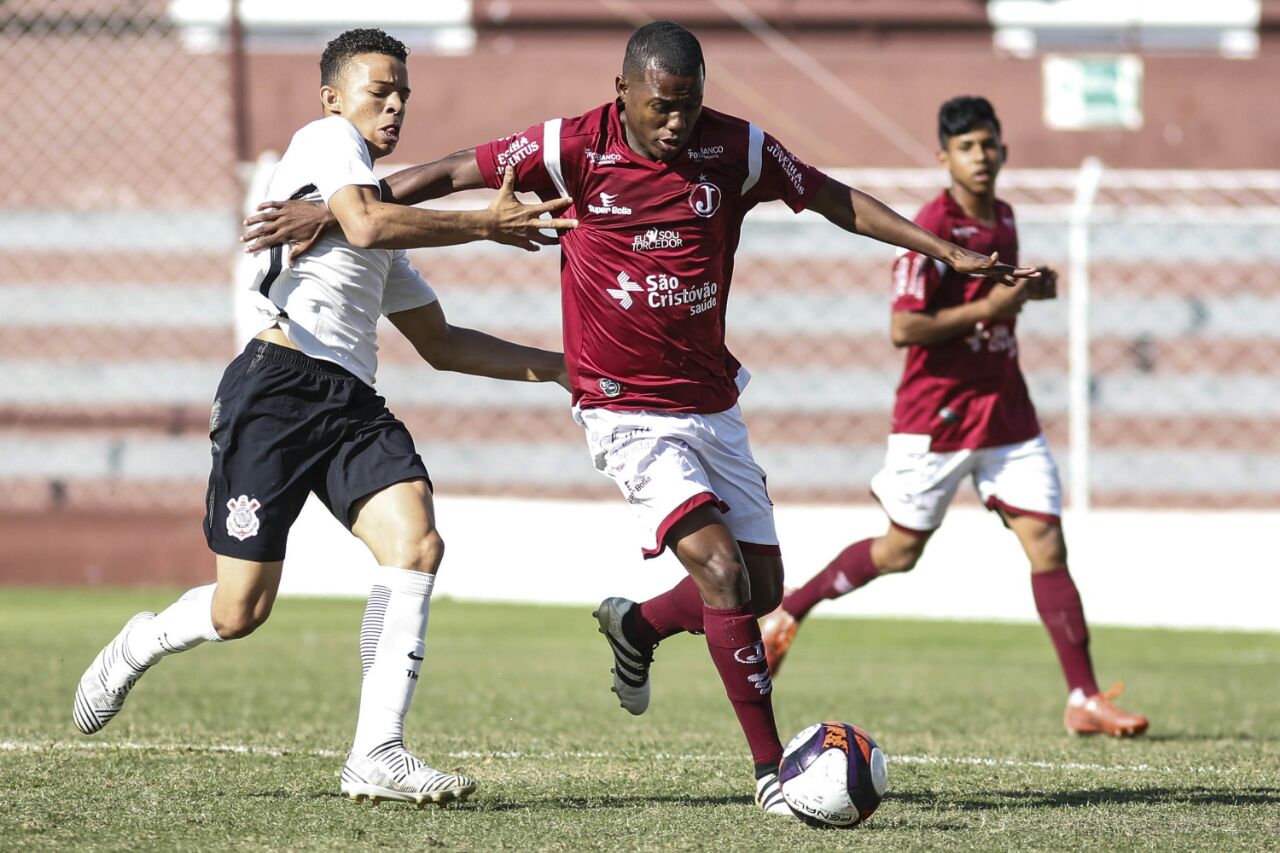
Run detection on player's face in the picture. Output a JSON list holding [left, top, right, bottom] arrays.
[[320, 53, 410, 160], [616, 64, 704, 162], [939, 123, 1006, 197]]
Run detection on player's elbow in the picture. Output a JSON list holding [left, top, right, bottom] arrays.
[[343, 220, 380, 249], [889, 315, 930, 347], [335, 206, 387, 248], [416, 332, 461, 372], [421, 349, 456, 372], [889, 327, 917, 348]]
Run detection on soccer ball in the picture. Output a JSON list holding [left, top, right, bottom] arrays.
[[778, 721, 888, 828]]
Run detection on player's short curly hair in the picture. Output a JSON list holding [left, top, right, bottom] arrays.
[[623, 21, 704, 80], [938, 96, 1002, 148], [320, 28, 409, 86]]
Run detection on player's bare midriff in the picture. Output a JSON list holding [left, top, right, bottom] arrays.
[[254, 325, 299, 350]]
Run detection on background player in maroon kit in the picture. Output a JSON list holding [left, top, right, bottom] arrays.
[[244, 27, 1038, 811], [759, 96, 1149, 738]]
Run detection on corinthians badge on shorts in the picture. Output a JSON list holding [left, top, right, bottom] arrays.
[[226, 494, 261, 541]]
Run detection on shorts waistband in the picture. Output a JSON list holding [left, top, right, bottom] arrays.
[[244, 339, 356, 379]]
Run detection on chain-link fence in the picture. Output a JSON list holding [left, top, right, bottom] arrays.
[[738, 166, 1280, 509], [1, 0, 240, 513], [4, 4, 1280, 517]]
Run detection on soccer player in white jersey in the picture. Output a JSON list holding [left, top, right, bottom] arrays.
[[243, 23, 1040, 812], [72, 28, 578, 806]]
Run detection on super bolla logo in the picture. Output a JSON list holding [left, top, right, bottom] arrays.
[[689, 181, 721, 218]]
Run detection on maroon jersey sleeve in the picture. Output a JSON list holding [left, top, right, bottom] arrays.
[[474, 123, 557, 195], [745, 132, 826, 213], [890, 205, 949, 313]]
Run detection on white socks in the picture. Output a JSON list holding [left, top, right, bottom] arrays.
[[351, 566, 436, 758], [114, 584, 223, 688]]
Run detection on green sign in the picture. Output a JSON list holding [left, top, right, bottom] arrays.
[[1043, 54, 1143, 130]]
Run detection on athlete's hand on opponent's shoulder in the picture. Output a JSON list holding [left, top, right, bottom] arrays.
[[947, 248, 1040, 287], [485, 166, 578, 252], [241, 199, 333, 262]]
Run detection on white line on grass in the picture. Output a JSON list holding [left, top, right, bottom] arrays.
[[0, 740, 1234, 775], [0, 739, 344, 759]]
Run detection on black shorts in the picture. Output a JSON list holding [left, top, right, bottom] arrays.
[[203, 339, 430, 562]]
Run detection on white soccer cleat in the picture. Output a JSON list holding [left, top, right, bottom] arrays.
[[72, 611, 156, 735], [340, 745, 477, 807], [592, 596, 653, 715], [755, 771, 792, 816]]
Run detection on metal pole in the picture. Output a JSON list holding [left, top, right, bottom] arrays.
[[228, 0, 249, 164], [1068, 157, 1103, 513]]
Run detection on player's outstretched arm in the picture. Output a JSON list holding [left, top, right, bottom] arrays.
[[389, 301, 570, 389], [241, 149, 484, 257], [243, 165, 574, 256], [329, 167, 575, 251], [809, 177, 1039, 286]]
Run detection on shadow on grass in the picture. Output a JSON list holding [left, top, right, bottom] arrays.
[[891, 787, 1280, 809], [249, 790, 750, 811], [1142, 732, 1260, 743]]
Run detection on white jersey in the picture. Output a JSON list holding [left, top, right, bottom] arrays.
[[245, 115, 438, 386]]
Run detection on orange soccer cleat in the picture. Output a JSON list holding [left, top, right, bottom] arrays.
[[758, 606, 799, 675], [1063, 682, 1150, 737]]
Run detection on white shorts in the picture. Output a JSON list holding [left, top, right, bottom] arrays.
[[870, 433, 1063, 533], [574, 404, 779, 558]]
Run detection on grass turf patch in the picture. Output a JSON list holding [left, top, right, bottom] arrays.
[[3, 587, 1277, 850]]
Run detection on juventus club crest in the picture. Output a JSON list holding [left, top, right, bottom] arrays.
[[689, 180, 721, 218], [226, 494, 261, 541]]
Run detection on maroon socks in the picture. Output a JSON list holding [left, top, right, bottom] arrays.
[[1031, 566, 1100, 696], [703, 603, 783, 770], [623, 585, 783, 773], [782, 538, 880, 620], [628, 576, 706, 646]]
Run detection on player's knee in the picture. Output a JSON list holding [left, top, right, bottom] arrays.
[[694, 548, 749, 600], [212, 601, 272, 640], [1028, 538, 1067, 571], [1022, 522, 1066, 568], [877, 546, 922, 575], [389, 529, 445, 574]]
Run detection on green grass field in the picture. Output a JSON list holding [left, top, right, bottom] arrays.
[[2, 588, 1277, 851]]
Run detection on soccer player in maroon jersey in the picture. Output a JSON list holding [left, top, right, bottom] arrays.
[[243, 25, 1039, 810], [759, 96, 1149, 738]]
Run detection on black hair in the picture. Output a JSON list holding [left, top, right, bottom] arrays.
[[622, 21, 704, 80], [937, 96, 1001, 148], [320, 28, 408, 86]]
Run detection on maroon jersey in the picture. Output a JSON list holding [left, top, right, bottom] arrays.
[[889, 190, 1040, 451], [475, 100, 825, 412]]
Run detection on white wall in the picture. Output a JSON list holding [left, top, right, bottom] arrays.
[[278, 496, 1277, 633]]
